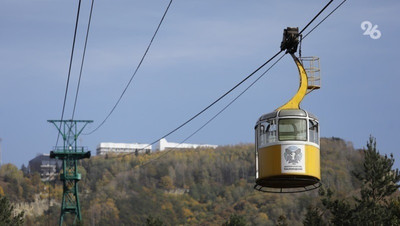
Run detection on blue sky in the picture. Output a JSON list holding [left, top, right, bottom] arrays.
[[1, 0, 399, 170]]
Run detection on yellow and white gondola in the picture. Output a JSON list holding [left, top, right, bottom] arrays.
[[254, 27, 321, 193]]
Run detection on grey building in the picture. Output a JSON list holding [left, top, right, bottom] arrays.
[[28, 153, 62, 181]]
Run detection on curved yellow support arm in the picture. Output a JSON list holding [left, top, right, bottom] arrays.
[[276, 54, 308, 110]]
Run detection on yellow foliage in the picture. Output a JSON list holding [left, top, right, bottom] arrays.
[[142, 186, 150, 193], [159, 176, 174, 190], [40, 193, 46, 200], [182, 207, 193, 217], [0, 185, 4, 196], [88, 197, 120, 224], [258, 212, 269, 221], [104, 198, 120, 221], [161, 201, 173, 210]]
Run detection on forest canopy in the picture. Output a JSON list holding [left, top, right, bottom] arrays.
[[0, 137, 398, 225]]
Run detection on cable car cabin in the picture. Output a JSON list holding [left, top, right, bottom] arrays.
[[253, 27, 321, 192], [254, 109, 320, 192]]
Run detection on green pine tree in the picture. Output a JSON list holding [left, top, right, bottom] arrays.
[[351, 136, 400, 224], [222, 214, 247, 226], [319, 187, 353, 225], [313, 136, 400, 225], [302, 206, 323, 226], [0, 194, 24, 226], [146, 215, 164, 226]]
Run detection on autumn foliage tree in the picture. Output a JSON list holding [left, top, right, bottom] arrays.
[[0, 138, 380, 225]]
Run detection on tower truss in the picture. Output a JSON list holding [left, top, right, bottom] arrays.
[[48, 120, 92, 225]]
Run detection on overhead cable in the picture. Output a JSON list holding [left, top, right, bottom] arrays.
[[106, 0, 347, 162], [107, 52, 285, 161], [138, 54, 286, 167], [298, 0, 333, 35], [303, 0, 347, 39], [72, 0, 96, 120], [130, 0, 337, 150], [55, 0, 82, 147], [141, 0, 349, 164], [84, 0, 174, 135], [145, 50, 283, 147]]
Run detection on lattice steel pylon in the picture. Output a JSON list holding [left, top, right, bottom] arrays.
[[48, 120, 93, 226]]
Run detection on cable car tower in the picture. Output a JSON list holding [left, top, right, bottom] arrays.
[[254, 27, 321, 193], [48, 119, 92, 225]]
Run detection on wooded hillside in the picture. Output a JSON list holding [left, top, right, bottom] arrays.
[[0, 137, 390, 225]]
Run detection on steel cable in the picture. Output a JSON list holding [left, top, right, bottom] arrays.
[[55, 0, 82, 147], [104, 0, 348, 166], [72, 0, 96, 120], [84, 0, 174, 135]]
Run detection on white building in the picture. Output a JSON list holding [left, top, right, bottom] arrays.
[[156, 138, 218, 151], [96, 142, 152, 155]]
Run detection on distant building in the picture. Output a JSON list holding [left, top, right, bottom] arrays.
[[96, 142, 152, 155], [28, 153, 62, 181], [156, 138, 218, 151]]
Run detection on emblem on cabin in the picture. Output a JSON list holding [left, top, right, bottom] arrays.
[[284, 146, 302, 164], [281, 145, 305, 173]]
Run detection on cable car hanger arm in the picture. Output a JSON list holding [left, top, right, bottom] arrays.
[[276, 54, 308, 111]]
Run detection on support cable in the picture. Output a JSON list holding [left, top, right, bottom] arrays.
[[84, 0, 174, 135], [72, 0, 96, 120], [55, 0, 83, 147], [139, 54, 286, 167], [143, 50, 283, 148], [106, 0, 346, 163], [147, 0, 338, 147], [108, 52, 285, 161], [298, 0, 333, 35], [103, 0, 335, 145], [302, 0, 347, 39], [141, 0, 348, 164]]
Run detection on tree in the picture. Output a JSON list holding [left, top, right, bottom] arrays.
[[276, 215, 288, 226], [146, 215, 164, 226], [0, 194, 24, 226], [158, 175, 174, 190], [302, 206, 323, 226], [0, 164, 23, 183], [223, 214, 247, 226], [351, 136, 400, 224], [20, 164, 29, 177], [319, 188, 353, 225], [312, 136, 400, 225]]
